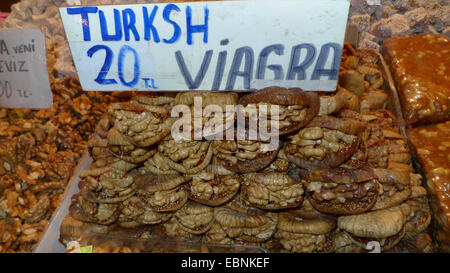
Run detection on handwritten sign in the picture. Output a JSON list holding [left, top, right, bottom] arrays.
[[0, 29, 52, 108], [60, 0, 350, 91]]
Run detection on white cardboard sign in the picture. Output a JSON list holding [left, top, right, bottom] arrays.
[[60, 0, 350, 92], [0, 29, 53, 108]]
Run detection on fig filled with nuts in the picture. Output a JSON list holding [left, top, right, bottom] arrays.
[[239, 87, 320, 136], [135, 174, 189, 212], [301, 167, 380, 215], [241, 172, 304, 210], [285, 113, 365, 169]]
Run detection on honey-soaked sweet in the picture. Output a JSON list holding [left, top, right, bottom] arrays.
[[408, 121, 450, 250], [383, 34, 450, 126]]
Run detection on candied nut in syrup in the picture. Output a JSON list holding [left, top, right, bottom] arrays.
[[0, 189, 20, 218], [17, 221, 47, 251], [241, 172, 304, 210], [135, 174, 189, 212], [23, 193, 50, 224], [0, 76, 118, 252], [109, 100, 172, 147], [382, 34, 450, 126], [302, 167, 379, 215]]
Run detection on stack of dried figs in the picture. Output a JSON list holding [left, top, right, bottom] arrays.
[[60, 44, 433, 253]]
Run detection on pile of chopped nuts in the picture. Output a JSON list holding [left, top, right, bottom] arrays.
[[59, 45, 433, 253], [0, 77, 121, 252]]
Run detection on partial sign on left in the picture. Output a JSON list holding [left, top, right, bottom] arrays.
[[0, 29, 52, 109]]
